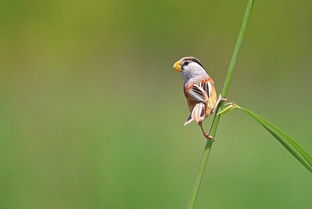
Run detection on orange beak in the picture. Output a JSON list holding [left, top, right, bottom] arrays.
[[173, 61, 182, 71]]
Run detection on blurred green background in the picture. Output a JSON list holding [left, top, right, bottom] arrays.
[[0, 0, 311, 209]]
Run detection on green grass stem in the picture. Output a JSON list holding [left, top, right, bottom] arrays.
[[186, 1, 255, 209]]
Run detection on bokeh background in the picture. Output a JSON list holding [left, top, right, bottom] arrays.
[[0, 0, 311, 209]]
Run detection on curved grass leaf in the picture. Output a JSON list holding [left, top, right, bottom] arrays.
[[237, 107, 312, 173]]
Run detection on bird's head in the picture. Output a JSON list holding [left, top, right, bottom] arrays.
[[173, 57, 207, 81]]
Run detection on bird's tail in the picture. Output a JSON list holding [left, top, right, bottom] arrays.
[[184, 103, 205, 126]]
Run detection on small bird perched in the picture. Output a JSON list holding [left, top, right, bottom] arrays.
[[173, 57, 224, 140]]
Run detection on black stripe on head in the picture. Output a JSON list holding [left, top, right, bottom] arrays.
[[181, 57, 204, 68]]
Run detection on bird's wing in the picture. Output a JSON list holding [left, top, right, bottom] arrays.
[[200, 82, 212, 98], [184, 83, 209, 103]]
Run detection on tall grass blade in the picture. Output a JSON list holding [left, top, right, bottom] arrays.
[[186, 1, 255, 209], [221, 0, 254, 96]]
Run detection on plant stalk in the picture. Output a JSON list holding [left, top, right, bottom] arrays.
[[186, 1, 255, 209]]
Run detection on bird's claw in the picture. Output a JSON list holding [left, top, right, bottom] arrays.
[[203, 133, 215, 141], [212, 95, 227, 113], [220, 97, 227, 102], [217, 94, 227, 103]]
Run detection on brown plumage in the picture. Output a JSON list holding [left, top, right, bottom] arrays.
[[184, 77, 217, 117], [173, 57, 220, 139]]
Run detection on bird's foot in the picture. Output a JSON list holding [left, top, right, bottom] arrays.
[[220, 97, 227, 102], [218, 94, 227, 103], [203, 133, 215, 141], [212, 95, 227, 113]]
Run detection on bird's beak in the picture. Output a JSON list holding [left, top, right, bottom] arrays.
[[173, 61, 182, 71]]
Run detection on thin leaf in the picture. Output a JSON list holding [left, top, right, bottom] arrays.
[[237, 106, 312, 173], [217, 102, 238, 115]]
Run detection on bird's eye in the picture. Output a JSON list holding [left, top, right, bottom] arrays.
[[184, 61, 189, 66]]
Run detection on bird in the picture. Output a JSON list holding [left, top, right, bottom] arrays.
[[173, 56, 224, 140]]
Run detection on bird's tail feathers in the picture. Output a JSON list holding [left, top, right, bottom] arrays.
[[184, 114, 193, 126]]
